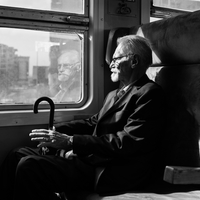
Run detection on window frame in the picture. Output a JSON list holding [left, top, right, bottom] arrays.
[[0, 3, 89, 111], [151, 0, 190, 20], [0, 0, 105, 128]]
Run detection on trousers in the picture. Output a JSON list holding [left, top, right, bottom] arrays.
[[0, 147, 95, 200]]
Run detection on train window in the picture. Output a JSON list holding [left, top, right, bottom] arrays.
[[0, 28, 84, 105], [153, 0, 200, 12], [151, 0, 200, 21], [0, 0, 86, 15], [0, 1, 89, 111]]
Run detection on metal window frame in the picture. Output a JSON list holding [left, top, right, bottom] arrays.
[[151, 0, 190, 19], [0, 3, 89, 111]]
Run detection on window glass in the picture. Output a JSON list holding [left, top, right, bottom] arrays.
[[0, 0, 85, 14], [153, 0, 200, 11], [0, 28, 83, 104]]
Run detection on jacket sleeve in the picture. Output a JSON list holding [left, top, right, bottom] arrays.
[[54, 91, 113, 135], [54, 113, 99, 136]]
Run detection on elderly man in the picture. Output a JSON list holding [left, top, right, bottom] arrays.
[[0, 35, 166, 200]]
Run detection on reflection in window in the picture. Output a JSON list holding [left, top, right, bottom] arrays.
[[0, 0, 85, 14], [0, 28, 83, 104]]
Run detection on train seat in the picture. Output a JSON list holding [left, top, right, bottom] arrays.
[[59, 10, 200, 200], [81, 9, 200, 200]]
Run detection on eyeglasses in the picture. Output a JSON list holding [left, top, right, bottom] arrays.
[[111, 53, 135, 64]]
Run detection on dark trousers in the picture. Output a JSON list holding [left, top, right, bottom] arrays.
[[0, 147, 95, 200]]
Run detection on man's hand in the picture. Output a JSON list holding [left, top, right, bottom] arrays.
[[29, 129, 73, 151]]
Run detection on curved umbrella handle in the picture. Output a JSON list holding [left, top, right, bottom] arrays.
[[33, 97, 55, 130]]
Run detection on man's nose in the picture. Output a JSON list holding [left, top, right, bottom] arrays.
[[59, 64, 64, 71]]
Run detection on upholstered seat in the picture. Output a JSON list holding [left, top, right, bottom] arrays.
[[62, 10, 200, 200], [86, 10, 200, 200]]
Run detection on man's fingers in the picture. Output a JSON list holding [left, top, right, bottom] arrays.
[[29, 132, 52, 137], [31, 137, 50, 142], [32, 129, 50, 133]]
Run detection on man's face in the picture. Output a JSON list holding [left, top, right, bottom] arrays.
[[110, 44, 133, 84], [57, 51, 79, 82]]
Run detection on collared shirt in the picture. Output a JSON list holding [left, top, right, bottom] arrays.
[[116, 83, 132, 99]]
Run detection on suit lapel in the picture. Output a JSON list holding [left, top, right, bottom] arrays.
[[99, 74, 151, 120], [97, 86, 134, 121], [99, 90, 117, 118], [103, 86, 136, 117]]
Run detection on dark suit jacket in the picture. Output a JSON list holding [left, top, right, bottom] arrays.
[[55, 74, 167, 194]]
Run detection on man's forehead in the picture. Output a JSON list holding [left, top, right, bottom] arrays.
[[58, 51, 79, 63], [113, 43, 125, 57]]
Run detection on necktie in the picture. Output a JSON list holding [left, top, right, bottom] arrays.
[[100, 89, 126, 116], [114, 89, 125, 102]]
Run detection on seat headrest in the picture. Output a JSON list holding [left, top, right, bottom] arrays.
[[137, 10, 200, 65]]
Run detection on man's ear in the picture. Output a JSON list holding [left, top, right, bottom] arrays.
[[131, 54, 139, 68]]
